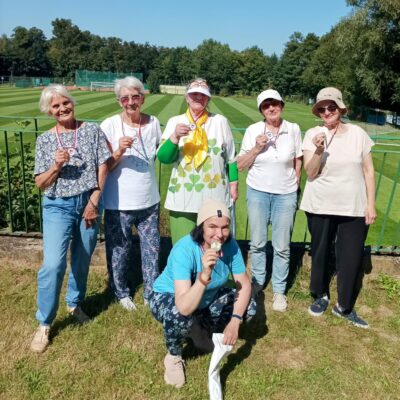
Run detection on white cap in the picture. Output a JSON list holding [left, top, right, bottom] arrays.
[[186, 85, 211, 98], [257, 89, 284, 110]]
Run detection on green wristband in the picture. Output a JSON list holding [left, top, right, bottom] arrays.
[[228, 161, 238, 182]]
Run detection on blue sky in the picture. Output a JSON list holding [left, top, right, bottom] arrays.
[[0, 0, 352, 56]]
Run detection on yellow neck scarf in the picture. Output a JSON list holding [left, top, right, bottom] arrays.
[[183, 109, 209, 169]]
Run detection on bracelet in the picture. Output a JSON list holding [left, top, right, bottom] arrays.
[[198, 272, 211, 286], [88, 198, 98, 210], [231, 313, 243, 322]]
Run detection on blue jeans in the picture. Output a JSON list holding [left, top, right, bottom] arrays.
[[104, 204, 160, 301], [35, 193, 100, 326], [247, 186, 297, 294]]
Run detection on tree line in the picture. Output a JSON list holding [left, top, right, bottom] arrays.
[[0, 0, 398, 111]]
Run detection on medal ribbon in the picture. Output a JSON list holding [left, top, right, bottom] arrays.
[[56, 122, 78, 151], [183, 109, 209, 169]]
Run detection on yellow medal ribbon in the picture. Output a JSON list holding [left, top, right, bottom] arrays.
[[183, 109, 209, 169]]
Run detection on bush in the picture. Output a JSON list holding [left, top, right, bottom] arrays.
[[0, 140, 41, 232]]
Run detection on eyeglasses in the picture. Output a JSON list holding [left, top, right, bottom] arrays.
[[261, 99, 282, 109], [119, 94, 143, 104], [317, 104, 338, 114], [189, 79, 209, 89]]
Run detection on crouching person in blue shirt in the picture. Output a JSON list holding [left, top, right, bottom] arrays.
[[149, 198, 256, 388]]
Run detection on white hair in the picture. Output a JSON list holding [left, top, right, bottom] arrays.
[[39, 84, 76, 114], [114, 76, 145, 97]]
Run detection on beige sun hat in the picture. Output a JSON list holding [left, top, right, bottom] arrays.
[[196, 199, 230, 226], [312, 87, 347, 117]]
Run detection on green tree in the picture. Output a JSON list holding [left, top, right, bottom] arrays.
[[193, 39, 240, 95], [8, 27, 50, 76], [336, 0, 400, 108], [275, 32, 320, 98], [237, 46, 270, 95]]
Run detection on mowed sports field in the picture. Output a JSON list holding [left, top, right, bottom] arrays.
[[0, 87, 399, 247]]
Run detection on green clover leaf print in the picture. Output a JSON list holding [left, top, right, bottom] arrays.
[[203, 173, 221, 189], [202, 157, 212, 173], [177, 164, 186, 177], [207, 138, 221, 156], [184, 174, 204, 192], [168, 177, 182, 193]]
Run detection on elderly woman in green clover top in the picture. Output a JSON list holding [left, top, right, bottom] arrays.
[[157, 78, 238, 244]]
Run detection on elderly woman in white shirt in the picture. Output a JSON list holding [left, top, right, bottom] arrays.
[[101, 76, 162, 310], [237, 89, 302, 312]]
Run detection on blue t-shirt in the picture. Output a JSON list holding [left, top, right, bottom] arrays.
[[153, 234, 246, 309]]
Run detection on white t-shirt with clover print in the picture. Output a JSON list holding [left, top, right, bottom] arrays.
[[160, 113, 236, 213]]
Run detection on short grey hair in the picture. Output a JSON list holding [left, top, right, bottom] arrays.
[[114, 76, 145, 98], [39, 84, 76, 114]]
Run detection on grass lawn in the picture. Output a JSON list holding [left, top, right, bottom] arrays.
[[0, 87, 399, 248], [0, 257, 399, 399]]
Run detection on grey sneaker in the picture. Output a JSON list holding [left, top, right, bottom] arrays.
[[119, 297, 137, 311], [272, 293, 288, 312], [308, 297, 330, 317], [164, 353, 185, 388], [30, 325, 50, 353], [68, 305, 90, 324], [189, 318, 214, 353], [332, 305, 369, 329]]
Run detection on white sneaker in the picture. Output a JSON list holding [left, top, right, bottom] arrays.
[[272, 293, 288, 312], [30, 325, 50, 353], [164, 353, 185, 388], [119, 297, 137, 311], [68, 305, 90, 324]]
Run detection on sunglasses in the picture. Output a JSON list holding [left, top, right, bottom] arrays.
[[261, 99, 282, 109], [119, 94, 143, 104], [317, 104, 338, 114], [189, 80, 209, 89]]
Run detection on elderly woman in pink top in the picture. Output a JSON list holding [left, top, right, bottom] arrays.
[[300, 87, 376, 329]]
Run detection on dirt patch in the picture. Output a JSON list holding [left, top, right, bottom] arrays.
[[262, 338, 312, 369]]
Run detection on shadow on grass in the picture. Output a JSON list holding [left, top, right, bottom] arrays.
[[220, 292, 268, 392]]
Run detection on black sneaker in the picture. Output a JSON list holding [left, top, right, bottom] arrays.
[[332, 305, 369, 329], [308, 297, 330, 317]]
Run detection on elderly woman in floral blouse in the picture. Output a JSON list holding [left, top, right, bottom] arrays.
[[30, 84, 110, 353], [157, 78, 238, 244]]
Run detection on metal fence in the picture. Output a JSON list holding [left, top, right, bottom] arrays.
[[0, 117, 399, 254]]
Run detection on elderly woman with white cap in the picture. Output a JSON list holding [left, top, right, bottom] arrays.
[[237, 89, 303, 312], [300, 87, 376, 329], [157, 78, 238, 244], [149, 199, 255, 388]]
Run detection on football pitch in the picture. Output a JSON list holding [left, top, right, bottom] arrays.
[[0, 87, 399, 248]]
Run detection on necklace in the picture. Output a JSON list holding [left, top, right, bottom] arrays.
[[56, 121, 78, 156], [121, 113, 141, 144], [263, 120, 281, 148], [120, 113, 149, 162], [188, 110, 205, 130], [324, 123, 340, 150]]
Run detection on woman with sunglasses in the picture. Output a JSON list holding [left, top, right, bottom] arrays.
[[31, 84, 111, 353], [149, 199, 255, 388], [300, 87, 376, 328], [100, 77, 162, 310], [157, 78, 238, 244], [237, 89, 303, 312]]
